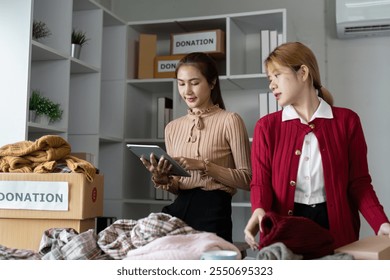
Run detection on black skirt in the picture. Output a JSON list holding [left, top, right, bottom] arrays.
[[162, 187, 232, 242], [294, 202, 330, 229]]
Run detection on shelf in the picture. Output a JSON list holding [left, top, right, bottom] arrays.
[[229, 9, 285, 33], [124, 138, 166, 144], [33, 0, 73, 54], [127, 16, 226, 40], [28, 122, 67, 133], [99, 135, 123, 143], [70, 57, 100, 73], [227, 74, 270, 91], [100, 4, 126, 26], [127, 78, 175, 92], [31, 41, 68, 61], [72, 0, 99, 11]]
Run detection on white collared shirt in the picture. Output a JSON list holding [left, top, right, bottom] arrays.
[[282, 98, 333, 205]]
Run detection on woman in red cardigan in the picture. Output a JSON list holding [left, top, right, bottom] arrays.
[[245, 42, 390, 251]]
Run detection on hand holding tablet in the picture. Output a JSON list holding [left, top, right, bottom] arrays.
[[127, 144, 191, 177]]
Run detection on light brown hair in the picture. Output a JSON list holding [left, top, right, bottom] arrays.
[[265, 42, 333, 105]]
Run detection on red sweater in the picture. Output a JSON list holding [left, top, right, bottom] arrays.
[[250, 106, 389, 248]]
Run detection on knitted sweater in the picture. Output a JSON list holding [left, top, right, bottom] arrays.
[[250, 106, 389, 248], [0, 135, 97, 182], [164, 105, 252, 195]]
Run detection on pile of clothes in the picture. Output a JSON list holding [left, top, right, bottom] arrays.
[[0, 213, 241, 260], [0, 135, 97, 182]]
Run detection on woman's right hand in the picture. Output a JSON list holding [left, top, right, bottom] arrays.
[[244, 208, 266, 250], [140, 153, 172, 185]]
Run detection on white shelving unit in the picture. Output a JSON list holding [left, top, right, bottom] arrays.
[[119, 9, 286, 242], [28, 0, 72, 140], [96, 3, 128, 219], [22, 0, 127, 218]]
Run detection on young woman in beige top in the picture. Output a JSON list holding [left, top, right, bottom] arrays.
[[141, 52, 252, 242]]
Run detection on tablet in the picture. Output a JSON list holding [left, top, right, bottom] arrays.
[[126, 144, 191, 177]]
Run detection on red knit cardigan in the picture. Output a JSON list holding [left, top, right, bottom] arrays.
[[250, 106, 389, 249]]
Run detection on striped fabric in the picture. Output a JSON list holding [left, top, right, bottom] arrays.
[[165, 105, 252, 195]]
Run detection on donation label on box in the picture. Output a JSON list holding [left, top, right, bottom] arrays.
[[0, 181, 68, 211], [157, 58, 181, 73], [171, 30, 225, 56], [154, 54, 185, 78]]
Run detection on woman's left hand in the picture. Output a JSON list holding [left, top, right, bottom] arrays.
[[378, 222, 390, 238], [140, 153, 172, 185]]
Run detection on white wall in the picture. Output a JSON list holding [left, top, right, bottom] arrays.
[[110, 0, 390, 237], [0, 0, 32, 146], [325, 0, 390, 237]]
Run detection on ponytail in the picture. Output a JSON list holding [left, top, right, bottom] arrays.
[[318, 86, 334, 106]]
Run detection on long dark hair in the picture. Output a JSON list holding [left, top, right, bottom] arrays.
[[175, 52, 226, 110]]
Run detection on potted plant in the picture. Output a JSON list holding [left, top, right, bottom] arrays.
[[71, 28, 89, 59], [32, 20, 51, 40], [47, 102, 63, 123], [29, 90, 42, 121], [31, 90, 63, 125]]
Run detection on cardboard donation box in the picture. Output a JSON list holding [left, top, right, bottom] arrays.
[[0, 173, 104, 250], [137, 33, 157, 79], [154, 54, 185, 78], [170, 29, 225, 57], [335, 235, 390, 260], [0, 218, 95, 250], [0, 173, 103, 219]]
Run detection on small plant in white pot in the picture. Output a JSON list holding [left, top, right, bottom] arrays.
[[29, 90, 41, 121], [71, 28, 89, 59], [32, 90, 63, 125]]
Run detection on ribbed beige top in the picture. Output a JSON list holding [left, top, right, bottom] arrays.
[[164, 105, 252, 195]]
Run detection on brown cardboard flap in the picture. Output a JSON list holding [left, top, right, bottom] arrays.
[[335, 235, 390, 260]]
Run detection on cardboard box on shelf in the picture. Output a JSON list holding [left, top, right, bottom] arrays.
[[0, 173, 104, 220], [0, 218, 95, 250], [170, 29, 225, 58], [154, 54, 185, 78], [137, 33, 157, 79], [335, 235, 390, 260]]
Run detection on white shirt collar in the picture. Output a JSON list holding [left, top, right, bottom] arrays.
[[282, 97, 333, 124]]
